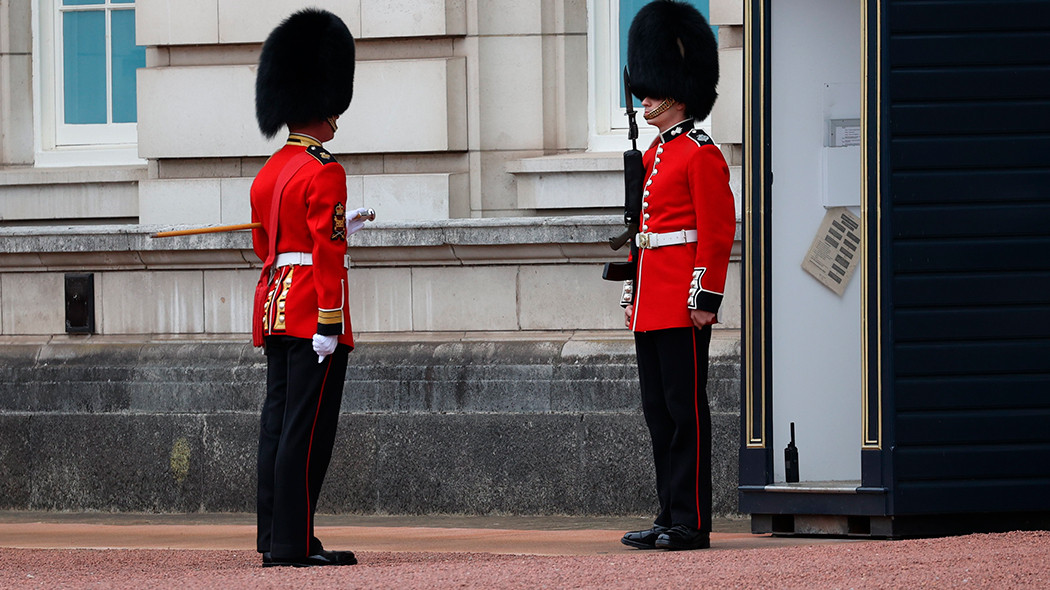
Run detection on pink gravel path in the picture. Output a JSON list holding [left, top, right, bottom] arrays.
[[3, 531, 1049, 589]]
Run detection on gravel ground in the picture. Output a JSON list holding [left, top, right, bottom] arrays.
[[3, 531, 1048, 589]]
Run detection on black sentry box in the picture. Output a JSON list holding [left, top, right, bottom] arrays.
[[64, 273, 95, 334]]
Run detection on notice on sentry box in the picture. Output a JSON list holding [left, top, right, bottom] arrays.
[[801, 207, 862, 296]]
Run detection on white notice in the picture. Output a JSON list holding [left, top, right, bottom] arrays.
[[801, 207, 862, 296]]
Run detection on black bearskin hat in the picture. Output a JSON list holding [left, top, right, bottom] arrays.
[[627, 0, 719, 119], [255, 8, 356, 139]]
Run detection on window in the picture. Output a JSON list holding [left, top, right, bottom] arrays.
[[34, 0, 146, 165], [588, 0, 714, 151]]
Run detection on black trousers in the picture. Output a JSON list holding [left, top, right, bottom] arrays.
[[257, 335, 349, 558], [634, 325, 713, 532]]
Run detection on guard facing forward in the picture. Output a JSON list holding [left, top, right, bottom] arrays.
[[250, 8, 369, 568], [618, 0, 736, 551]]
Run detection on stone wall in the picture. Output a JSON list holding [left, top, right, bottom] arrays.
[[0, 217, 742, 516], [0, 332, 740, 516]]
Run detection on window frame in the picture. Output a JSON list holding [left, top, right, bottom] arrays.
[[586, 0, 713, 152], [32, 0, 145, 167]]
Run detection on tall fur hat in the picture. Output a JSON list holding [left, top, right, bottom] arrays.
[[255, 8, 356, 138], [627, 0, 719, 119]]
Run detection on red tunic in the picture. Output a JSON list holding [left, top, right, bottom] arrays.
[[629, 119, 736, 332], [250, 134, 354, 348]]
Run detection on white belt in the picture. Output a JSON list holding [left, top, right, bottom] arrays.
[[635, 229, 698, 249], [275, 252, 350, 268]]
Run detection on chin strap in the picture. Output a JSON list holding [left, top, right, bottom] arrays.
[[644, 98, 677, 120]]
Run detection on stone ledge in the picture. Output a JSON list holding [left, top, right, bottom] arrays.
[[0, 216, 637, 269], [505, 152, 624, 174], [0, 165, 146, 186]]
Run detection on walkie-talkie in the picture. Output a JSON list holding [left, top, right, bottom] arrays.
[[785, 422, 800, 483]]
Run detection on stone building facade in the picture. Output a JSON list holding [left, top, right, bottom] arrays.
[[0, 0, 744, 516]]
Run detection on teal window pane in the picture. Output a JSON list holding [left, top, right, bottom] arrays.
[[112, 0, 136, 3], [63, 10, 107, 124], [618, 0, 713, 108], [111, 9, 144, 123], [63, 0, 104, 5]]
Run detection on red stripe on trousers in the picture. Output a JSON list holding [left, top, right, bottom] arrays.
[[304, 354, 334, 555], [693, 329, 701, 530]]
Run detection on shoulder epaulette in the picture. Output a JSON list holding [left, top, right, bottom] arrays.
[[307, 144, 338, 165], [688, 128, 714, 147]]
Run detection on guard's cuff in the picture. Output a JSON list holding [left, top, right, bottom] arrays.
[[687, 268, 723, 313], [620, 280, 634, 307], [316, 308, 343, 336]]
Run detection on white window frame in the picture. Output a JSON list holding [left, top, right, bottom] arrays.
[[586, 0, 712, 153], [32, 0, 145, 167]]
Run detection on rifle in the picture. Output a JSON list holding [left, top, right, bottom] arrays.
[[602, 67, 644, 282]]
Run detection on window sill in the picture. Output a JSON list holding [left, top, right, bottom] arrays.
[[0, 164, 147, 187], [33, 145, 146, 169]]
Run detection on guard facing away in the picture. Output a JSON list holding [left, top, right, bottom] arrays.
[[616, 0, 736, 551], [250, 8, 369, 568]]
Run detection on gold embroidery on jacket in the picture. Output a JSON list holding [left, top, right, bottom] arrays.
[[263, 266, 293, 333]]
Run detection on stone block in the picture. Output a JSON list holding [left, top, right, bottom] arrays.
[[361, 0, 466, 37], [410, 266, 519, 331], [0, 416, 30, 508], [29, 414, 206, 512], [0, 55, 34, 165], [0, 180, 138, 222], [711, 412, 741, 515], [549, 0, 588, 34], [199, 413, 258, 512], [0, 273, 64, 335], [1, 0, 31, 53], [346, 175, 367, 212], [373, 414, 587, 514], [476, 150, 545, 214], [477, 0, 541, 35], [363, 173, 461, 221], [710, 0, 744, 26], [720, 261, 742, 330], [348, 267, 413, 333], [333, 58, 468, 154], [140, 59, 467, 159], [314, 414, 381, 514], [477, 36, 545, 150], [510, 154, 624, 210], [711, 47, 744, 145], [217, 0, 363, 43], [157, 158, 243, 180], [99, 271, 205, 334], [136, 0, 219, 45], [0, 345, 134, 413], [137, 65, 270, 159], [204, 268, 256, 334], [580, 413, 657, 515], [220, 177, 254, 225], [139, 178, 222, 226], [549, 33, 591, 149], [518, 264, 624, 330]]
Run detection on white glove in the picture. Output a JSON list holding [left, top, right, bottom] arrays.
[[312, 333, 338, 363], [346, 207, 372, 237]]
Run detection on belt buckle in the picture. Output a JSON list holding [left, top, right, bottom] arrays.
[[637, 232, 652, 249]]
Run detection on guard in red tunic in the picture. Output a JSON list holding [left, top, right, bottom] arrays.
[[250, 8, 369, 567], [618, 1, 736, 551]]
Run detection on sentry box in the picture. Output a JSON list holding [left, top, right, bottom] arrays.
[[738, 0, 1050, 538]]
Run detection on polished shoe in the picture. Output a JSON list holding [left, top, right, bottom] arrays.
[[654, 525, 710, 550], [263, 549, 357, 567], [621, 525, 669, 549]]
